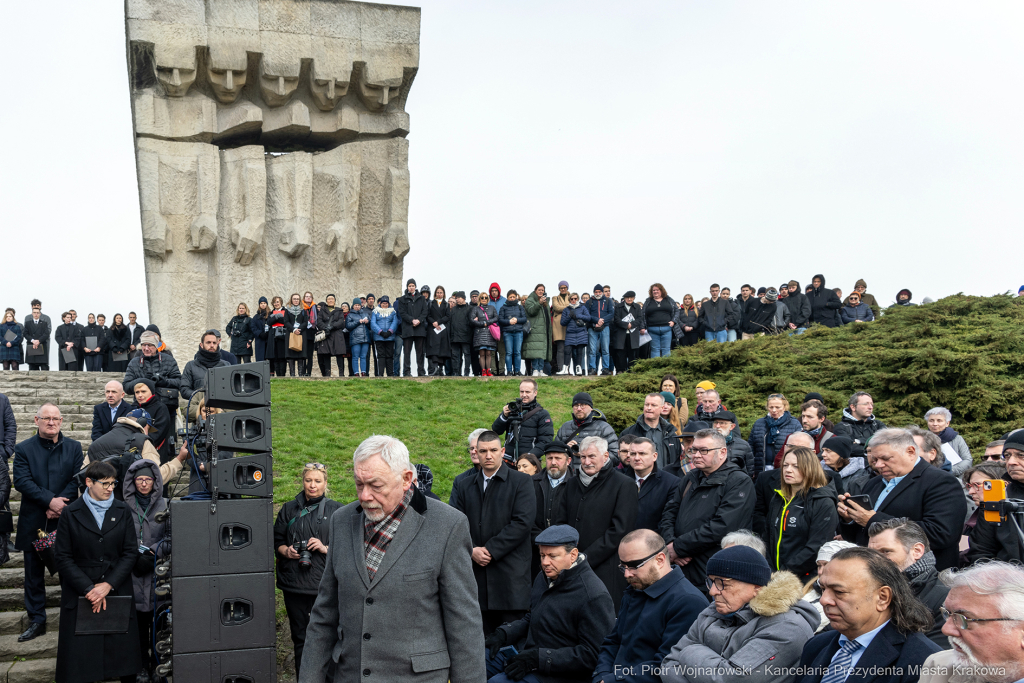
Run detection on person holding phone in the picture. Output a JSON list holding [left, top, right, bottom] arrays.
[[54, 460, 142, 683]]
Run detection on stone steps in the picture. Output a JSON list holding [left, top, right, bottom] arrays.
[[3, 656, 57, 683], [0, 610, 59, 637], [0, 632, 59, 663], [0, 587, 60, 612], [0, 569, 58, 590]]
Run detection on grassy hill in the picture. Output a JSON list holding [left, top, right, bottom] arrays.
[[269, 295, 1024, 504]]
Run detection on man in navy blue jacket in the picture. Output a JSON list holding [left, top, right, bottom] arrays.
[[593, 530, 707, 683], [585, 285, 615, 375]]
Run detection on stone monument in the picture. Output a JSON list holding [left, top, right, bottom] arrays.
[[123, 0, 419, 358]]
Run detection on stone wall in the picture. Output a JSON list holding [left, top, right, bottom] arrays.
[[124, 0, 419, 361]]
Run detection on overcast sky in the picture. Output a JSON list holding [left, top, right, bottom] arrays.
[[1, 1, 1020, 366]]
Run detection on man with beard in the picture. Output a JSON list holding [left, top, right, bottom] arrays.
[[918, 562, 1024, 683], [593, 529, 708, 683], [868, 518, 950, 648], [179, 330, 231, 401], [796, 547, 939, 683]]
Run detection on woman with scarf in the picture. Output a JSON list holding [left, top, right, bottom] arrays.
[[426, 286, 452, 376], [266, 296, 293, 377], [123, 460, 168, 683], [226, 302, 254, 363], [924, 406, 972, 475], [54, 460, 142, 683], [559, 292, 591, 376], [284, 293, 312, 376], [748, 393, 803, 477], [81, 313, 106, 372], [0, 308, 23, 370], [315, 294, 348, 377], [345, 299, 372, 376], [274, 463, 341, 680], [370, 296, 398, 376], [299, 291, 318, 375], [108, 314, 131, 372], [250, 297, 271, 363], [338, 302, 353, 376]]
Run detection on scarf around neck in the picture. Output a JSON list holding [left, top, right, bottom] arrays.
[[766, 412, 791, 445], [286, 304, 303, 318], [84, 490, 114, 529], [937, 427, 958, 444], [904, 550, 936, 580], [302, 300, 317, 326], [195, 347, 222, 369]]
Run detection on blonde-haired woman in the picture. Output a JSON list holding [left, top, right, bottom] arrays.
[[226, 302, 254, 363], [274, 463, 341, 680], [766, 446, 837, 581], [673, 294, 700, 347], [748, 393, 802, 475]]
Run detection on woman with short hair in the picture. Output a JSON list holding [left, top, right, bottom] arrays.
[[924, 406, 972, 476], [226, 302, 254, 363], [315, 294, 348, 377], [0, 308, 23, 370], [766, 446, 838, 581], [250, 297, 271, 363], [559, 293, 591, 376], [55, 311, 80, 371], [346, 299, 372, 376]]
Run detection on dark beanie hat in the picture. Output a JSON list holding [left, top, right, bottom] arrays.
[[822, 436, 854, 460], [135, 378, 157, 396], [407, 278, 416, 287], [352, 298, 362, 306], [593, 284, 603, 292], [379, 295, 390, 304], [1003, 430, 1024, 454], [804, 392, 825, 404], [134, 465, 156, 480], [258, 296, 268, 305], [757, 287, 767, 296], [706, 545, 771, 587], [572, 392, 593, 407]]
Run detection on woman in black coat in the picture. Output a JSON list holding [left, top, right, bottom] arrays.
[[673, 294, 701, 347], [315, 295, 348, 377], [274, 464, 340, 680], [612, 294, 643, 373], [132, 379, 172, 464], [250, 297, 270, 363], [425, 286, 451, 376], [55, 312, 80, 371], [266, 296, 293, 377], [54, 460, 142, 683], [82, 314, 105, 372], [226, 303, 254, 362], [284, 293, 312, 376], [108, 314, 132, 373], [0, 448, 10, 565]]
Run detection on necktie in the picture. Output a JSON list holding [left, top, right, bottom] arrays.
[[637, 478, 645, 490], [821, 639, 862, 683]]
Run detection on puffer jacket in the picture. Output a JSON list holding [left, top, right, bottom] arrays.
[[748, 413, 803, 475], [840, 302, 875, 324], [808, 274, 843, 328], [273, 491, 342, 595], [560, 304, 591, 346], [470, 303, 499, 348], [766, 483, 839, 580], [226, 314, 254, 355], [345, 310, 371, 345], [369, 306, 398, 342], [661, 571, 819, 683], [672, 305, 699, 340], [122, 351, 181, 411], [123, 458, 168, 612], [180, 351, 231, 400], [498, 301, 527, 334], [523, 292, 552, 361]]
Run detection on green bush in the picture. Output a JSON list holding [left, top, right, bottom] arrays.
[[585, 295, 1024, 455]]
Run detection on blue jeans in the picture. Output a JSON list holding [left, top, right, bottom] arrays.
[[351, 343, 369, 374], [648, 326, 672, 357], [504, 332, 522, 374], [727, 329, 737, 342], [705, 330, 728, 343], [588, 326, 610, 371], [531, 358, 544, 373]]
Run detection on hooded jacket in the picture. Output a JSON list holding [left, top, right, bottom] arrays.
[[123, 458, 168, 611], [487, 283, 506, 318], [808, 274, 843, 328], [891, 289, 916, 307], [766, 483, 839, 580], [660, 571, 820, 683], [782, 286, 811, 327]]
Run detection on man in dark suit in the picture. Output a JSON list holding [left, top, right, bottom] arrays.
[[12, 402, 84, 642], [91, 380, 132, 441], [127, 311, 144, 354], [554, 434, 638, 611], [797, 547, 940, 683], [838, 428, 966, 571], [450, 431, 536, 635], [630, 437, 679, 531]]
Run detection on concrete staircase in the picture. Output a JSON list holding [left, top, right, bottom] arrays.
[[1, 370, 124, 683]]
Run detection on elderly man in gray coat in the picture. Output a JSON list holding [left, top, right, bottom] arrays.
[[300, 435, 486, 683]]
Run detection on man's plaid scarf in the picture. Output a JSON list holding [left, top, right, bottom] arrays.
[[363, 487, 414, 581]]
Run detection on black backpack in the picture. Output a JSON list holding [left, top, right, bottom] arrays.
[[76, 436, 144, 501]]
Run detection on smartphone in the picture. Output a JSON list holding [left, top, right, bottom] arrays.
[[848, 494, 872, 510], [983, 479, 1008, 523], [499, 646, 519, 658]]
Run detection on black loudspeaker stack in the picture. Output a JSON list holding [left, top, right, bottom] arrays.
[[153, 362, 277, 683]]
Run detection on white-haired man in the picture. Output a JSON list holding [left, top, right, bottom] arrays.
[[918, 561, 1024, 683], [301, 435, 485, 683]]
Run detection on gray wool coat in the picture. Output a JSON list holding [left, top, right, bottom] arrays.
[[299, 486, 486, 683], [660, 571, 819, 683]]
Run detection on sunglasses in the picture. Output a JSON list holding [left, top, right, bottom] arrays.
[[617, 544, 666, 573], [982, 455, 1004, 461], [304, 463, 327, 471]]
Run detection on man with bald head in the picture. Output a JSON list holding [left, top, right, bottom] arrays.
[[91, 380, 131, 441], [594, 529, 707, 683]]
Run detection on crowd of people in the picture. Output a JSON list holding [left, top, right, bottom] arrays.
[[0, 277, 923, 377], [4, 363, 1022, 683]]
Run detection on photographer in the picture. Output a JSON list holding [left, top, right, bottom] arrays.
[[274, 463, 340, 680], [122, 330, 180, 427], [491, 379, 553, 462]]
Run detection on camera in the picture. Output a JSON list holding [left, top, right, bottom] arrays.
[[506, 399, 524, 420], [566, 442, 580, 456], [293, 540, 313, 569], [177, 421, 208, 453]]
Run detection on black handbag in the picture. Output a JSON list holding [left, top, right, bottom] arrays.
[[156, 387, 179, 401]]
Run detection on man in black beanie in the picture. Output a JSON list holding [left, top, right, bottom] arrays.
[[555, 392, 620, 465], [966, 431, 1024, 564]]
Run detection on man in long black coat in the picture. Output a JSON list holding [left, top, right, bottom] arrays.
[[12, 403, 84, 642], [450, 432, 536, 635], [398, 279, 428, 376], [553, 435, 638, 611]]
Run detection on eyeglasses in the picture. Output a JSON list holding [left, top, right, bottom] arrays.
[[940, 607, 1023, 631], [94, 480, 118, 489], [966, 482, 986, 490], [304, 463, 327, 471], [706, 576, 731, 592], [618, 544, 666, 573], [134, 477, 154, 483], [690, 447, 726, 456], [37, 417, 61, 423], [982, 455, 1004, 461]]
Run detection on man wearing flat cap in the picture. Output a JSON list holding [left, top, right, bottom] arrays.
[[530, 441, 574, 577], [612, 292, 642, 374], [484, 525, 615, 683], [555, 393, 619, 465]]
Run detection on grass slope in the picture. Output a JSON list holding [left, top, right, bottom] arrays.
[[584, 295, 1024, 453], [270, 377, 589, 504]]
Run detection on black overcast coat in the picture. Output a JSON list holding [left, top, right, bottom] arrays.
[[399, 292, 429, 338], [451, 463, 536, 612], [553, 464, 638, 611], [635, 467, 679, 533]]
